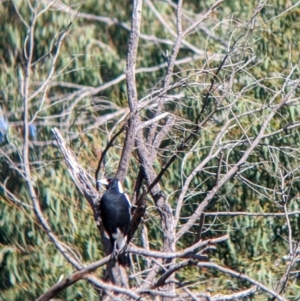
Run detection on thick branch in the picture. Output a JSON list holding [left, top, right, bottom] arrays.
[[116, 0, 142, 182], [52, 128, 101, 208]]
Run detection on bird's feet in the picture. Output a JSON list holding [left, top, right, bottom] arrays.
[[112, 248, 119, 260], [111, 245, 127, 261]]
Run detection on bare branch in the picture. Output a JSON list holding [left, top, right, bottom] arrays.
[[183, 0, 225, 37], [52, 128, 100, 209], [0, 182, 33, 209], [154, 259, 197, 288], [176, 76, 300, 241], [128, 234, 228, 259], [36, 255, 110, 301], [20, 9, 83, 274], [197, 262, 287, 301], [204, 211, 300, 217], [116, 0, 143, 182], [210, 286, 258, 301], [95, 124, 126, 190]]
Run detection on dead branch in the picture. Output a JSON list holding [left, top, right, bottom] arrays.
[[52, 128, 101, 209], [197, 262, 287, 301], [52, 128, 128, 288], [176, 76, 300, 241], [146, 52, 228, 195], [128, 234, 228, 259], [36, 255, 110, 301], [95, 123, 126, 190], [116, 0, 142, 182]]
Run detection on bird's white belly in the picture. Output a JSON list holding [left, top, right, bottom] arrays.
[[112, 228, 126, 250]]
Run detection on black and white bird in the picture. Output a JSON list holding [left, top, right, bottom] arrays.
[[98, 177, 131, 264]]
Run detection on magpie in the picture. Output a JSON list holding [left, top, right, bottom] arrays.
[[98, 177, 131, 265]]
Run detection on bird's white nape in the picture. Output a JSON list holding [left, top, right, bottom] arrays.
[[117, 181, 124, 193], [124, 193, 131, 207]]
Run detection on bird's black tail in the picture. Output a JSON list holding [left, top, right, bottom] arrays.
[[118, 252, 130, 266]]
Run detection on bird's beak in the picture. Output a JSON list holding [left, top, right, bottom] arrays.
[[97, 178, 109, 187]]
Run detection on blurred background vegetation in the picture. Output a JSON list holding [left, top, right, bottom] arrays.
[[1, 0, 300, 300]]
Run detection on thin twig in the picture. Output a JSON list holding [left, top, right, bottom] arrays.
[[176, 74, 300, 241], [197, 262, 287, 301], [95, 123, 126, 190]]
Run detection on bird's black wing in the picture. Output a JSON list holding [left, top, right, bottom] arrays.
[[100, 191, 131, 239]]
